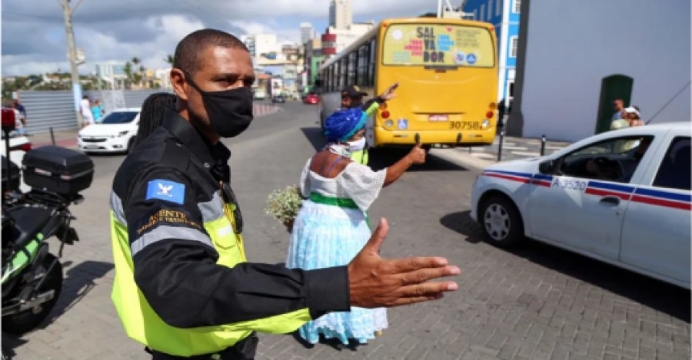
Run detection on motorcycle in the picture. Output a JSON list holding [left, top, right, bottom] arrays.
[[2, 188, 84, 334], [1, 110, 93, 335]]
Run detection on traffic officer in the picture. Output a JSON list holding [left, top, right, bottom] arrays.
[[109, 28, 460, 360]]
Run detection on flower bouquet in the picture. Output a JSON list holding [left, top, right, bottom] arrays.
[[264, 185, 302, 233]]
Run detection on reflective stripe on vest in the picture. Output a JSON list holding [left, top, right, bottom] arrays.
[[110, 190, 311, 357]]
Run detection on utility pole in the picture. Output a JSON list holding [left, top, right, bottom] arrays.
[[60, 0, 84, 128]]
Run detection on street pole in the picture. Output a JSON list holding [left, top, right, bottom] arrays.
[[60, 0, 84, 128]]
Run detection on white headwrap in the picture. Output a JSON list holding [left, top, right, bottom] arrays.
[[624, 107, 640, 117]]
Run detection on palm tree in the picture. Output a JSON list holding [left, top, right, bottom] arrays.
[[165, 54, 174, 65], [123, 62, 133, 89], [133, 73, 143, 88], [138, 65, 147, 87]]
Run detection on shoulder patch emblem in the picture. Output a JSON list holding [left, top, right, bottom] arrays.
[[146, 179, 185, 205]]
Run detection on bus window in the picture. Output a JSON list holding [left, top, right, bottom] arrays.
[[382, 24, 495, 68], [336, 60, 343, 89], [357, 45, 369, 86], [348, 52, 357, 85], [368, 39, 376, 86]]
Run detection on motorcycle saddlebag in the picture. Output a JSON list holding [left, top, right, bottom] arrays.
[[22, 146, 94, 196], [1, 156, 21, 193]]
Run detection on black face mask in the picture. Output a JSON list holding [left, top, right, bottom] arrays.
[[349, 100, 363, 109], [184, 73, 254, 138]]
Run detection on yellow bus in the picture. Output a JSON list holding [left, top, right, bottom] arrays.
[[317, 17, 499, 150]]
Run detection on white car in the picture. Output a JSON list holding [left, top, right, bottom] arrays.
[[0, 134, 32, 193], [253, 88, 267, 100], [78, 108, 141, 154], [470, 122, 691, 289]]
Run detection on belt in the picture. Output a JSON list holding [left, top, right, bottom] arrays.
[[308, 193, 371, 229], [309, 192, 358, 209], [147, 332, 258, 360]]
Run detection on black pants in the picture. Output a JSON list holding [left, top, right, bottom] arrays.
[[148, 332, 258, 360]]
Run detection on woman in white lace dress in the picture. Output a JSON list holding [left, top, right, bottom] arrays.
[[285, 106, 426, 347]]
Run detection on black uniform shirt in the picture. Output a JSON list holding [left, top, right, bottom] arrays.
[[111, 109, 350, 328]]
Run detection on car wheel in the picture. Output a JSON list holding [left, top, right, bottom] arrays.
[[479, 195, 524, 248]]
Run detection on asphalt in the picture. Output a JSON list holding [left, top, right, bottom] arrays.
[[2, 102, 689, 360]]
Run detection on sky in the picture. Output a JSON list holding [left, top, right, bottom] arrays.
[[1, 0, 443, 76]]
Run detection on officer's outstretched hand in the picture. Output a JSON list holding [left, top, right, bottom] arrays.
[[347, 218, 460, 308]]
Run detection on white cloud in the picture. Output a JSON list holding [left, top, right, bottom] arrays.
[[1, 0, 434, 76], [229, 20, 301, 43]]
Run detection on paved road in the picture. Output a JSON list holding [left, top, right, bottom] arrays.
[[3, 103, 689, 360]]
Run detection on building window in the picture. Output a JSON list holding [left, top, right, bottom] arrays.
[[513, 0, 520, 13], [480, 4, 485, 22], [496, 0, 502, 16], [510, 36, 518, 57], [488, 0, 493, 20]]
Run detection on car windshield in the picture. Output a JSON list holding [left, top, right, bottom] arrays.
[[100, 111, 138, 124]]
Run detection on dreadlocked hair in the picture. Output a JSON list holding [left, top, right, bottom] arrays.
[[133, 92, 177, 147]]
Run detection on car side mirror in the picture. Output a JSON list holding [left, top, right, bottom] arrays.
[[538, 159, 555, 174]]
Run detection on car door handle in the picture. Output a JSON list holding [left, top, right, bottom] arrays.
[[599, 196, 620, 205]]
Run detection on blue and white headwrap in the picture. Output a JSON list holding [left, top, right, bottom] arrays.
[[323, 108, 367, 142]]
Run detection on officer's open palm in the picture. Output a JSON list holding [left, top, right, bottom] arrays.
[[347, 219, 460, 308]]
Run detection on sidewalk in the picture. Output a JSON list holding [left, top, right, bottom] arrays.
[[28, 129, 79, 149], [432, 135, 572, 170]]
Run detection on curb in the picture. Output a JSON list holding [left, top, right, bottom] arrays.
[[33, 138, 79, 149]]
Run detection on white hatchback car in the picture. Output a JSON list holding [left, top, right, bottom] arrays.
[[78, 108, 140, 154], [470, 122, 691, 289]]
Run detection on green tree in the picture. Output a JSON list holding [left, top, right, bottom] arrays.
[[27, 74, 43, 88], [165, 54, 174, 65], [123, 62, 133, 89]]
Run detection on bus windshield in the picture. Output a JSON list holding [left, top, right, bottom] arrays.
[[382, 23, 495, 68]]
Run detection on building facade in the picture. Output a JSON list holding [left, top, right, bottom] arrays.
[[95, 63, 128, 89], [463, 0, 520, 106], [242, 34, 281, 60], [155, 69, 172, 89], [303, 38, 324, 87], [321, 22, 375, 56], [329, 0, 352, 30], [508, 0, 690, 141], [300, 23, 316, 44]]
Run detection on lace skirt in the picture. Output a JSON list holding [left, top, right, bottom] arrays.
[[286, 200, 388, 345]]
